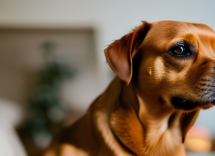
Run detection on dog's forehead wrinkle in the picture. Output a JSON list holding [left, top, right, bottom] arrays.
[[199, 37, 215, 48], [191, 22, 214, 32], [194, 28, 215, 51], [198, 43, 215, 61], [191, 23, 214, 35]]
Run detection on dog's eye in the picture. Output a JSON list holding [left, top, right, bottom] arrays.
[[173, 46, 185, 55], [169, 44, 191, 56]]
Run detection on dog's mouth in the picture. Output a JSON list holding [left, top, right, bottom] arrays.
[[171, 97, 215, 111]]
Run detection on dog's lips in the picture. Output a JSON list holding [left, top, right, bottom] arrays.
[[171, 97, 215, 111]]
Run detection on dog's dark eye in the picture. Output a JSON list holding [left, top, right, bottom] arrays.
[[169, 44, 191, 56]]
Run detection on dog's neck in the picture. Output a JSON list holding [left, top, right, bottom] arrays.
[[136, 91, 185, 155], [110, 81, 197, 156]]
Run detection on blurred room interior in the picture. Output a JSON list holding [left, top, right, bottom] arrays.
[[0, 1, 215, 156]]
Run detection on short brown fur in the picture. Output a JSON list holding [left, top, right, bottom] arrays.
[[44, 20, 215, 156]]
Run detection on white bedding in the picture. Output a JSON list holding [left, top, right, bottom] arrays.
[[0, 98, 26, 156]]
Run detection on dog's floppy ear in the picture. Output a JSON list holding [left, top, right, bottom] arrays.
[[105, 21, 151, 85]]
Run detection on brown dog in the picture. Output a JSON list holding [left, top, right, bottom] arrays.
[[44, 20, 215, 156]]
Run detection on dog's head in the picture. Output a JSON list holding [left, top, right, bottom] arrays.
[[105, 20, 215, 112]]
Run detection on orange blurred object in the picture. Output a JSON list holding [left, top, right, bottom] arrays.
[[185, 126, 212, 152]]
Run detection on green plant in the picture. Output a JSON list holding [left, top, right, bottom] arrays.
[[19, 41, 75, 148]]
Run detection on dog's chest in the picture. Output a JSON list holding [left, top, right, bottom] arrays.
[[110, 104, 186, 156], [144, 129, 185, 156]]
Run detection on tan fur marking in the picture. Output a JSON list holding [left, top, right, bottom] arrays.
[[154, 57, 165, 81], [182, 33, 198, 46]]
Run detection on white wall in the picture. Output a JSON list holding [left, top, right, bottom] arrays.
[[1, 0, 215, 133], [1, 0, 215, 79]]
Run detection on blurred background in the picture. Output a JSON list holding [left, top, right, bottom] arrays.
[[0, 0, 215, 156]]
